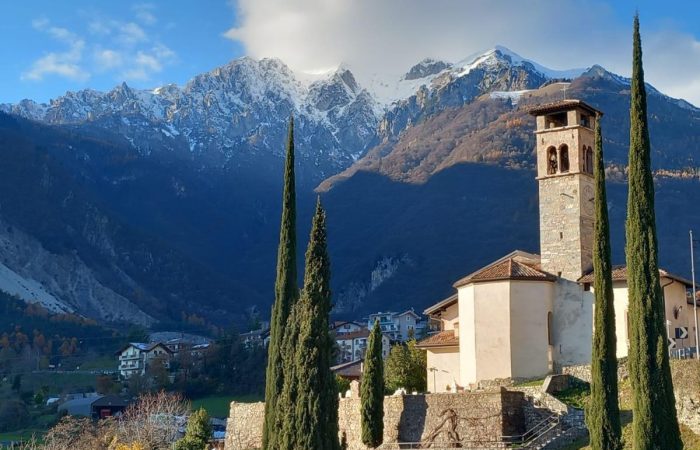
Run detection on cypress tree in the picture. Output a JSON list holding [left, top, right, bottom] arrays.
[[625, 15, 682, 450], [361, 320, 384, 448], [263, 117, 299, 449], [289, 199, 340, 450], [586, 115, 622, 450]]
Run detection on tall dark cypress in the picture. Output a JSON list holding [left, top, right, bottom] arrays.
[[290, 199, 340, 450], [587, 115, 622, 450], [625, 15, 682, 450], [263, 117, 299, 449], [361, 320, 384, 448]]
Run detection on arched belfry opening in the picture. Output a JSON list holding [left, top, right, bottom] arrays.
[[547, 147, 558, 174], [559, 144, 569, 173], [584, 146, 594, 175]]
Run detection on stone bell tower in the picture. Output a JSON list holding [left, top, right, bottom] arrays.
[[529, 100, 602, 281]]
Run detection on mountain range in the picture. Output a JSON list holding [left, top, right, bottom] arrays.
[[1, 46, 700, 325]]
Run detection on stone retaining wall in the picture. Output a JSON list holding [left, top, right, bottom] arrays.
[[225, 388, 525, 450]]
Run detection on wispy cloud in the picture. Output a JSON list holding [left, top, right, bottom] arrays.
[[119, 44, 176, 81], [132, 3, 157, 26], [24, 4, 175, 85], [118, 22, 147, 45], [22, 18, 89, 82]]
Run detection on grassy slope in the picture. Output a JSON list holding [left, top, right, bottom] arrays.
[[190, 394, 263, 418]]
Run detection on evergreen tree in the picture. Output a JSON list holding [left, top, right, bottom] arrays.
[[263, 117, 299, 449], [586, 115, 622, 450], [384, 339, 427, 393], [625, 15, 682, 450], [288, 199, 340, 450], [361, 320, 384, 448], [174, 408, 212, 450]]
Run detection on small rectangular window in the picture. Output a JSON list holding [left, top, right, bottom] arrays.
[[583, 283, 591, 291]]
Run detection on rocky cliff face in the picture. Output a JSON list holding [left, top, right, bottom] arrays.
[[1, 47, 700, 321]]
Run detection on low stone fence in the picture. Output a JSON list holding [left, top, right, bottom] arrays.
[[558, 360, 628, 384], [225, 387, 525, 450]]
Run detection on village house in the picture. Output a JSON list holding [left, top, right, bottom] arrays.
[[330, 320, 365, 335], [419, 100, 698, 393], [116, 342, 173, 379], [366, 309, 425, 341], [335, 329, 391, 363]]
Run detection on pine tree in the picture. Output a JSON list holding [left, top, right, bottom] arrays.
[[586, 115, 622, 450], [263, 117, 299, 449], [174, 408, 212, 450], [625, 15, 682, 450], [361, 320, 384, 448], [288, 199, 340, 450]]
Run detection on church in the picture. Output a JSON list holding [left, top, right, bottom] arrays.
[[418, 99, 698, 393]]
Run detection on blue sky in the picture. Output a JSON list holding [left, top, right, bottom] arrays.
[[3, 1, 700, 105], [1, 1, 243, 103]]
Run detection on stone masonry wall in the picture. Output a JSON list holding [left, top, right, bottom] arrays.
[[225, 389, 525, 450]]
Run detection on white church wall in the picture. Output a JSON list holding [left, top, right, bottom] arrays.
[[458, 284, 477, 385], [552, 278, 593, 367], [611, 281, 630, 358], [473, 281, 512, 384], [509, 280, 554, 379], [426, 347, 460, 393]]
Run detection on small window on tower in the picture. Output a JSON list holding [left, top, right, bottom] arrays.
[[585, 147, 594, 175], [559, 145, 570, 173], [580, 114, 590, 128]]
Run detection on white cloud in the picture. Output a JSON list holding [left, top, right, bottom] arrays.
[[119, 44, 176, 81], [226, 0, 700, 106], [24, 5, 176, 86], [23, 18, 88, 82], [94, 48, 124, 71], [119, 22, 147, 45], [132, 3, 157, 25]]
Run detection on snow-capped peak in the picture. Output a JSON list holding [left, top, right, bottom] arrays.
[[454, 46, 585, 80]]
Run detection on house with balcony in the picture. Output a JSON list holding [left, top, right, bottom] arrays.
[[366, 309, 424, 341], [116, 342, 173, 379], [335, 329, 391, 363]]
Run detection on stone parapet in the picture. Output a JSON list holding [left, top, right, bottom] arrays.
[[224, 389, 525, 450]]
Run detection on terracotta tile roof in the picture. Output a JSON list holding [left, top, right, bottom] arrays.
[[528, 99, 603, 116], [453, 251, 555, 288], [416, 330, 459, 348], [578, 265, 693, 287], [335, 329, 370, 341]]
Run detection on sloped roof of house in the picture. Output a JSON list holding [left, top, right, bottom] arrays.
[[331, 359, 363, 378], [453, 250, 556, 288], [58, 395, 105, 416], [331, 320, 364, 331], [91, 395, 128, 408], [424, 294, 458, 315], [416, 330, 459, 348], [335, 330, 370, 341], [528, 99, 603, 117], [115, 342, 173, 356], [397, 309, 421, 319], [578, 265, 694, 287]]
